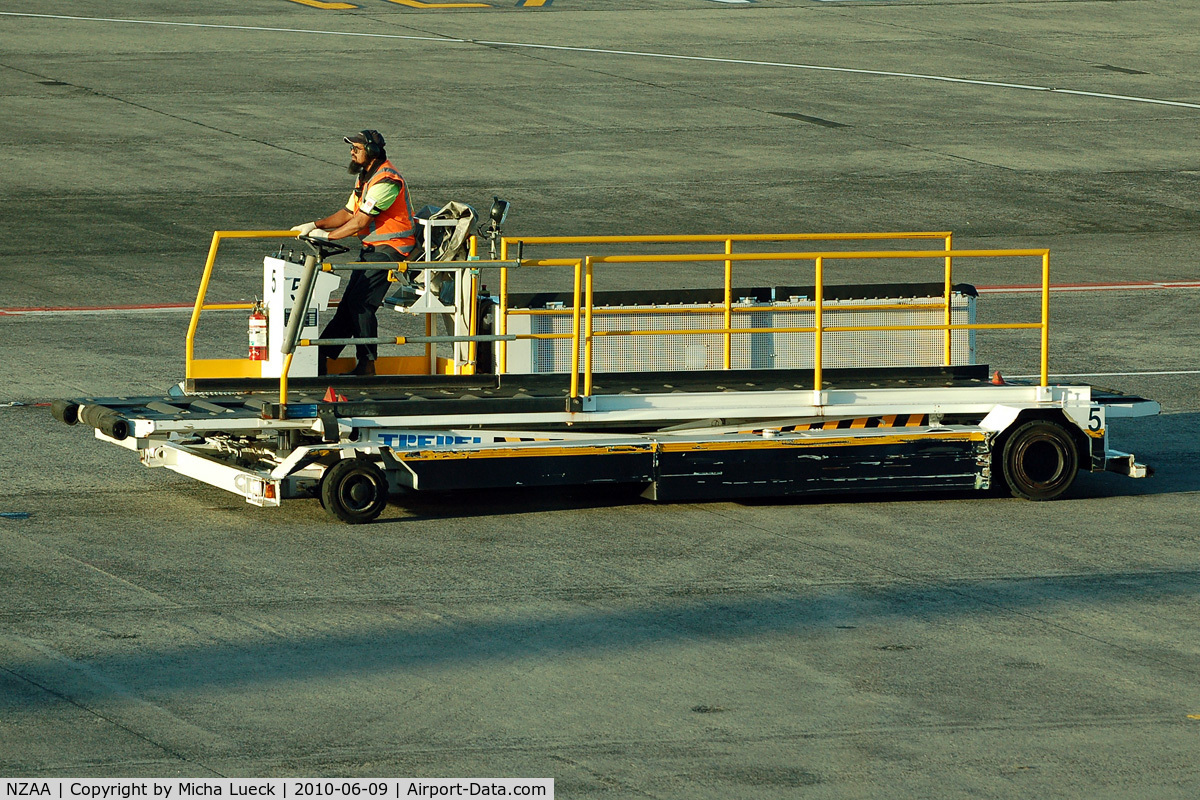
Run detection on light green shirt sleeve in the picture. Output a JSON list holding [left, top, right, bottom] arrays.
[[348, 181, 400, 216]]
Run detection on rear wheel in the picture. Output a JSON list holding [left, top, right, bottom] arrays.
[[1000, 420, 1079, 500], [320, 459, 389, 523]]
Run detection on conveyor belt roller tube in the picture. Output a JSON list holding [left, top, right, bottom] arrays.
[[77, 404, 130, 441]]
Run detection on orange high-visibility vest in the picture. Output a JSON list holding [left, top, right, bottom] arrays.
[[352, 160, 416, 255]]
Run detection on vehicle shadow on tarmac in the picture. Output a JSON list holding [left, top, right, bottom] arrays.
[[381, 482, 650, 523], [5, 567, 1198, 709]]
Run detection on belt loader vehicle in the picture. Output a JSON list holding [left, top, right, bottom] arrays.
[[52, 208, 1158, 523]]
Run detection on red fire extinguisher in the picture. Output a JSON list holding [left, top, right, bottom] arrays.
[[248, 301, 268, 361]]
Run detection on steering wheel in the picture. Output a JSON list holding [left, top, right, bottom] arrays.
[[299, 234, 352, 259]]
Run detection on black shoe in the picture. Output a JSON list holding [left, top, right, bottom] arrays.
[[351, 359, 376, 376]]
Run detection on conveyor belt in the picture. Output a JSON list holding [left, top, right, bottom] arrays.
[[67, 365, 993, 430], [67, 367, 1163, 430], [270, 366, 996, 421], [189, 364, 992, 400]]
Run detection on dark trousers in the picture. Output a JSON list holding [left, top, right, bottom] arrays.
[[318, 246, 400, 365]]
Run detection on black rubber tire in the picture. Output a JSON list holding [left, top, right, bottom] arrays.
[[319, 459, 389, 523], [1000, 419, 1079, 501]]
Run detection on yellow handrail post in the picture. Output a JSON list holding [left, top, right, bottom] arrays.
[[813, 256, 824, 397], [569, 260, 583, 401], [498, 238, 509, 374], [1041, 251, 1051, 387], [426, 312, 434, 374], [186, 231, 224, 380], [465, 235, 479, 376], [723, 239, 733, 369], [944, 233, 954, 366], [584, 256, 595, 397], [279, 352, 293, 406]]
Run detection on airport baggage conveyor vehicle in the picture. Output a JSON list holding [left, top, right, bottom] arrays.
[[52, 208, 1159, 523]]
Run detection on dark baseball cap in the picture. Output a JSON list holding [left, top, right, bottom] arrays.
[[344, 130, 385, 150]]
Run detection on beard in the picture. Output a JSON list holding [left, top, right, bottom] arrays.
[[348, 160, 363, 175]]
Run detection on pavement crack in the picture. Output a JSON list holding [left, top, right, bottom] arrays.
[[0, 646, 225, 776], [0, 61, 339, 167]]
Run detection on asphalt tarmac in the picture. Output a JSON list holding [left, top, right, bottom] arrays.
[[2, 1, 1198, 796]]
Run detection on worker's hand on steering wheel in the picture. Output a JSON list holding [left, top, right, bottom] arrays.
[[306, 229, 330, 241], [290, 221, 317, 236]]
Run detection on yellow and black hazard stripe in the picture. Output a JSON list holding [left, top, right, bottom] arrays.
[[771, 414, 930, 433]]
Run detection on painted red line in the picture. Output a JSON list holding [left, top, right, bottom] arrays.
[[0, 302, 195, 315], [0, 300, 351, 315], [2, 281, 1197, 315], [13, 302, 195, 312]]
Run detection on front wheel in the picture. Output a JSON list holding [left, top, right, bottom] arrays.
[[1000, 420, 1079, 501], [320, 458, 390, 523]]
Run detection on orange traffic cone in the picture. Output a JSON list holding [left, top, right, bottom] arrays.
[[322, 386, 348, 403]]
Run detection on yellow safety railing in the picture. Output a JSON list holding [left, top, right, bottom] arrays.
[[186, 230, 296, 381], [497, 232, 955, 374], [187, 230, 411, 404], [572, 248, 1051, 396], [187, 230, 1050, 408]]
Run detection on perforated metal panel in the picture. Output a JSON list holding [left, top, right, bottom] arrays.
[[504, 293, 975, 374]]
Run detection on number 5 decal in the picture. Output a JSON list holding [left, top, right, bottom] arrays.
[[1088, 407, 1103, 432]]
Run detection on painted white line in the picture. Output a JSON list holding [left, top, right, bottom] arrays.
[[979, 282, 1200, 294], [1010, 371, 1200, 379], [4, 11, 1200, 111]]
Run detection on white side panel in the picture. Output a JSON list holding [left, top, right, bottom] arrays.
[[503, 311, 535, 374], [502, 293, 976, 374], [261, 256, 341, 378]]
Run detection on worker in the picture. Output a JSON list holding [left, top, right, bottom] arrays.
[[291, 129, 417, 376]]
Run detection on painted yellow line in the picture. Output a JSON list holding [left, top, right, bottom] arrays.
[[519, 0, 551, 5], [286, 0, 357, 8], [384, 0, 491, 7]]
